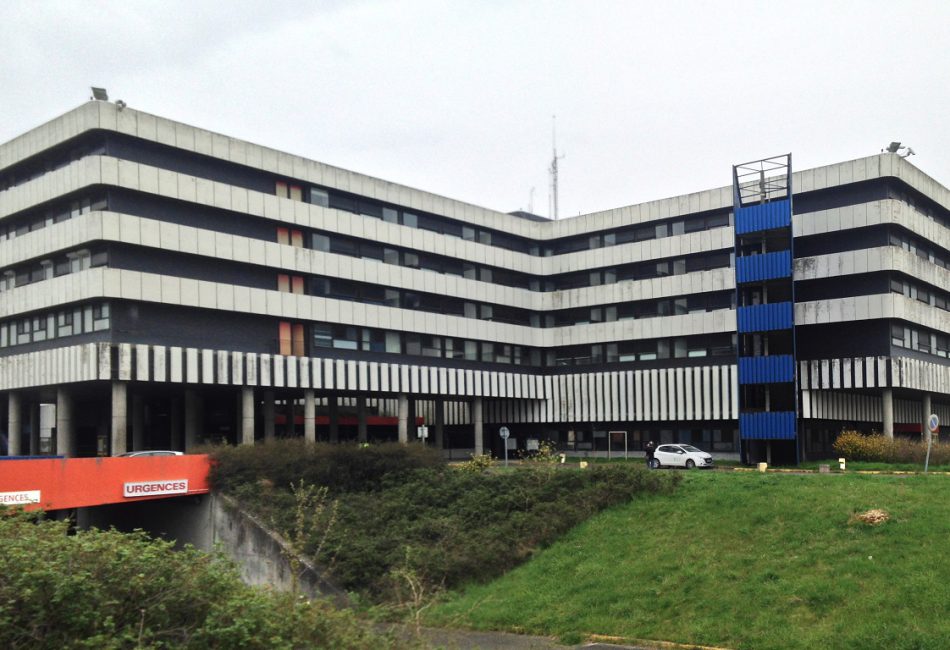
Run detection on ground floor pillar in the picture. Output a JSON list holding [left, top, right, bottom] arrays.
[[883, 388, 894, 439], [241, 387, 255, 445], [7, 392, 20, 456], [397, 393, 409, 444], [473, 397, 483, 456], [304, 389, 316, 443], [56, 388, 74, 457], [111, 381, 128, 456]]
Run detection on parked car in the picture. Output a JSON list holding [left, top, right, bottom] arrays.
[[652, 444, 713, 469], [118, 450, 183, 457]]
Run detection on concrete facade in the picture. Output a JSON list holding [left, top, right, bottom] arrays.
[[0, 101, 948, 461]]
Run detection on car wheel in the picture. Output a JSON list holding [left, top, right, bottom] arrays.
[[686, 459, 696, 469], [652, 458, 660, 469]]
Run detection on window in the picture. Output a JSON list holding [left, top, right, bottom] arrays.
[[312, 233, 330, 251], [92, 303, 109, 331], [278, 322, 292, 355], [275, 181, 302, 201], [292, 324, 305, 356], [309, 188, 329, 207], [313, 324, 332, 348]]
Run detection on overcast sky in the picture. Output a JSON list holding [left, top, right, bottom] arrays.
[[1, 0, 948, 219]]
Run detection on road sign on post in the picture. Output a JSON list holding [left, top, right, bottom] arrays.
[[925, 414, 939, 474], [499, 427, 510, 467], [417, 425, 429, 445]]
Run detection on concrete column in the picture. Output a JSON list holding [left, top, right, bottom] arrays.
[[328, 396, 339, 443], [357, 396, 368, 443], [263, 391, 275, 440], [184, 389, 199, 451], [397, 393, 409, 444], [882, 388, 894, 439], [304, 389, 316, 443], [241, 387, 255, 445], [473, 397, 484, 456], [56, 388, 74, 458], [7, 392, 21, 456], [923, 393, 933, 444], [111, 381, 128, 456], [434, 399, 445, 451], [131, 394, 145, 451]]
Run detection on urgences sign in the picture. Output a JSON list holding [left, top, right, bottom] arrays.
[[123, 480, 189, 498], [0, 490, 41, 505]]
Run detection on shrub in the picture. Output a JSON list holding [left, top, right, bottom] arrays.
[[833, 430, 950, 465], [0, 509, 407, 649], [456, 452, 494, 472], [207, 439, 444, 494]]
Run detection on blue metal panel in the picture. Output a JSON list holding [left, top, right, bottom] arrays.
[[736, 250, 792, 284], [739, 411, 797, 440], [738, 355, 794, 384], [736, 302, 794, 333], [735, 199, 791, 235]]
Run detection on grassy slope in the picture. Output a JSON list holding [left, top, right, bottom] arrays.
[[426, 471, 950, 650]]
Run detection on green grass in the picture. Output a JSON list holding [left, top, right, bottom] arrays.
[[426, 471, 950, 649]]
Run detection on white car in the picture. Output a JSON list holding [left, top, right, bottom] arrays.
[[653, 444, 713, 469], [118, 450, 183, 457]]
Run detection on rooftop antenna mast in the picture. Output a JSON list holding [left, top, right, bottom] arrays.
[[549, 115, 565, 219]]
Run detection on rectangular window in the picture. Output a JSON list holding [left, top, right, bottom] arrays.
[[92, 303, 109, 331], [58, 311, 73, 337], [404, 333, 421, 356], [289, 185, 302, 202], [291, 276, 304, 295], [276, 181, 288, 198], [277, 274, 290, 292], [292, 324, 305, 356], [278, 321, 292, 355], [313, 324, 333, 348], [382, 207, 398, 223], [385, 332, 401, 353], [333, 326, 359, 350], [277, 227, 289, 245], [309, 188, 329, 207], [290, 230, 303, 247]]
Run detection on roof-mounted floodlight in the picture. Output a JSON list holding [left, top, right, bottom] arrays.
[[115, 100, 127, 111], [91, 87, 108, 101], [885, 142, 901, 153]]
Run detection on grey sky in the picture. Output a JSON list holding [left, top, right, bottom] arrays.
[[2, 0, 948, 218]]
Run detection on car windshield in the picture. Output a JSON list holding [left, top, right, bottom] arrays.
[[681, 445, 703, 453]]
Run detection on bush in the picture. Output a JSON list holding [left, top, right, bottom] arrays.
[[207, 439, 444, 494], [0, 509, 407, 649], [833, 430, 950, 465]]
